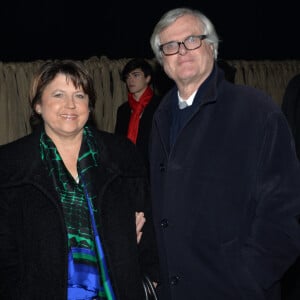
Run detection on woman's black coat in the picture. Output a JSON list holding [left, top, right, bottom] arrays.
[[0, 126, 159, 300]]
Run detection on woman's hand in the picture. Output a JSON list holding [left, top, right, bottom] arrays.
[[135, 212, 145, 244]]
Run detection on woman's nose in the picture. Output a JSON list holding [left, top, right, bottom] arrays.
[[64, 96, 76, 108]]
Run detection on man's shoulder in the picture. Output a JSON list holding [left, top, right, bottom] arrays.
[[117, 101, 130, 110]]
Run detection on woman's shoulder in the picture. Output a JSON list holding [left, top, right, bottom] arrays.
[[0, 132, 38, 157], [92, 128, 147, 174], [93, 128, 138, 156], [0, 133, 40, 183]]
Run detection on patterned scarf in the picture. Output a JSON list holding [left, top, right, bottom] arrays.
[[127, 86, 153, 144], [40, 126, 115, 300]]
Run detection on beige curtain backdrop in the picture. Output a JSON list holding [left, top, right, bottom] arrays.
[[1, 56, 300, 145]]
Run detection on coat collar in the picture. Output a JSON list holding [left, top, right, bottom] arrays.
[[152, 64, 225, 152], [0, 126, 131, 193]]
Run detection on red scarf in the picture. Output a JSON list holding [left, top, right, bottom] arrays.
[[127, 86, 153, 144]]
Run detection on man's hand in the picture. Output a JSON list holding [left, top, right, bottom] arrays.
[[135, 212, 145, 244]]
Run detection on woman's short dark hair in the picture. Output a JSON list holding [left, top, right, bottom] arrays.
[[121, 58, 153, 83], [29, 60, 96, 129]]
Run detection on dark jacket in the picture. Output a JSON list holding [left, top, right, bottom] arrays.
[[281, 74, 300, 300], [0, 126, 159, 300], [115, 95, 161, 169], [149, 65, 300, 300], [281, 74, 300, 160]]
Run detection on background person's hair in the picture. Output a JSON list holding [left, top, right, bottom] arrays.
[[29, 60, 96, 129], [121, 58, 153, 84], [150, 7, 219, 64]]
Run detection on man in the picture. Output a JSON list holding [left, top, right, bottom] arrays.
[[115, 58, 161, 170], [149, 7, 300, 300]]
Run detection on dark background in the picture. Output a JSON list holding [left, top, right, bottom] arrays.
[[0, 0, 298, 63]]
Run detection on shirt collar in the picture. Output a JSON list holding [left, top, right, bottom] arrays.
[[177, 89, 197, 108]]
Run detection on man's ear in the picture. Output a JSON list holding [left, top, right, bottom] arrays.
[[146, 75, 151, 85]]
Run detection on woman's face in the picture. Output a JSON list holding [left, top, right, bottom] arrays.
[[35, 73, 90, 140]]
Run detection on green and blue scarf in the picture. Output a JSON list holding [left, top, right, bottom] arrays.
[[40, 126, 116, 300]]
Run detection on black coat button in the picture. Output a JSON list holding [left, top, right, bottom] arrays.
[[170, 276, 179, 285], [160, 219, 169, 228], [159, 163, 166, 172]]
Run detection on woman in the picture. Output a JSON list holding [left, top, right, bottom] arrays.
[[0, 60, 159, 299]]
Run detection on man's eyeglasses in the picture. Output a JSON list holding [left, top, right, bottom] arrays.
[[159, 35, 207, 56]]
